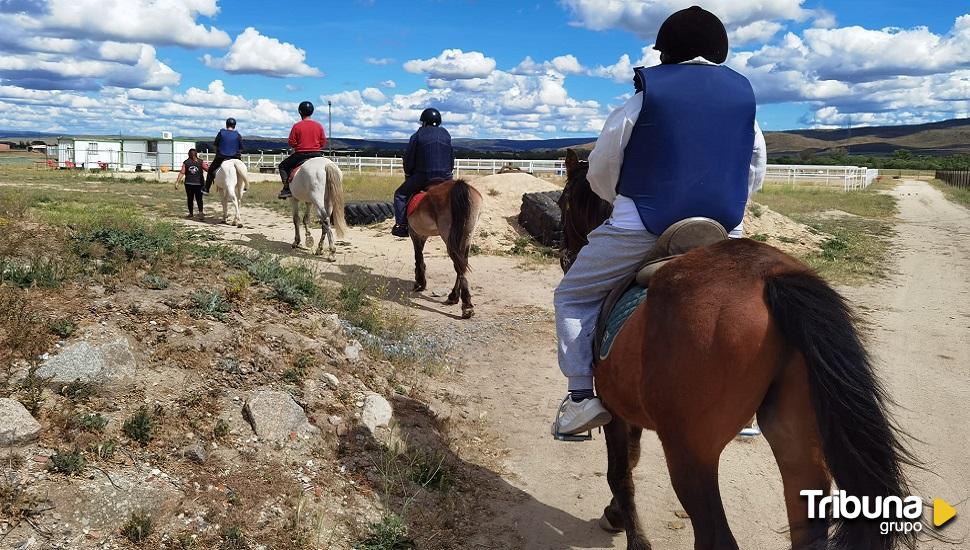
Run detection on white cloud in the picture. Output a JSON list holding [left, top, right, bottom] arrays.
[[1, 0, 230, 49], [590, 46, 660, 83], [0, 44, 179, 90], [362, 87, 386, 103], [366, 57, 394, 65], [174, 80, 249, 109], [729, 21, 784, 45], [560, 0, 808, 40], [203, 27, 321, 78], [404, 49, 496, 80], [378, 80, 397, 88]]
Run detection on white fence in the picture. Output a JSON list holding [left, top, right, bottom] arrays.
[[764, 164, 878, 191], [196, 153, 568, 177], [43, 147, 878, 190]]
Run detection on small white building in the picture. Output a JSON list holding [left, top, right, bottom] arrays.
[[56, 135, 197, 171]]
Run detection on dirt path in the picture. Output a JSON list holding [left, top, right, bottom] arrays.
[[179, 179, 969, 549]]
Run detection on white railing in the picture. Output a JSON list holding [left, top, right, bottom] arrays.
[[765, 164, 876, 191], [195, 153, 567, 177]]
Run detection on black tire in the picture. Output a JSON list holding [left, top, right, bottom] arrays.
[[344, 201, 394, 226], [518, 190, 563, 246]]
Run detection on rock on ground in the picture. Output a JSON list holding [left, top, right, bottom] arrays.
[[361, 392, 393, 434], [242, 389, 318, 440], [34, 338, 136, 388], [344, 340, 363, 362], [0, 398, 41, 445]]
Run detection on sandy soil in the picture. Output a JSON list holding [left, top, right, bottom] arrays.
[[178, 179, 968, 549]]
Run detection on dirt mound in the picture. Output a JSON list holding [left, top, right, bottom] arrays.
[[744, 202, 827, 256]]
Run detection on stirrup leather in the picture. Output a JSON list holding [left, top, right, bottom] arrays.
[[551, 395, 594, 442]]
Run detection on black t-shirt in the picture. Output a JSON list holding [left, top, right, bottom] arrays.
[[183, 159, 204, 185]]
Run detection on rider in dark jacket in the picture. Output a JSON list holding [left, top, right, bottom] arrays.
[[203, 118, 243, 194], [391, 108, 454, 237]]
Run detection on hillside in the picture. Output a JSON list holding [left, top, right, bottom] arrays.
[[5, 117, 970, 157]]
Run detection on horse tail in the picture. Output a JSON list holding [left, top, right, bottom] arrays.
[[764, 272, 919, 550], [324, 159, 347, 237], [234, 159, 249, 193], [447, 179, 473, 273]]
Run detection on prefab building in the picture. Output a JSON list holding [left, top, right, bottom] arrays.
[[154, 138, 195, 172], [57, 136, 123, 169], [56, 136, 197, 171]]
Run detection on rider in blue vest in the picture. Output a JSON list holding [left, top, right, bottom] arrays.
[[551, 6, 767, 438], [203, 118, 244, 194], [391, 108, 454, 238]]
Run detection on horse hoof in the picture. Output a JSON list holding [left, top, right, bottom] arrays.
[[598, 512, 622, 534], [444, 297, 459, 306], [462, 308, 474, 319], [413, 283, 426, 292], [236, 223, 243, 228]]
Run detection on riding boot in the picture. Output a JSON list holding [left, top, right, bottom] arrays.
[[391, 192, 409, 237], [278, 171, 292, 199]]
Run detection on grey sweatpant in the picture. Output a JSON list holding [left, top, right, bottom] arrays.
[[554, 222, 658, 391]]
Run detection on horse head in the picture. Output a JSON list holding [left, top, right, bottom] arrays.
[[559, 148, 612, 273]]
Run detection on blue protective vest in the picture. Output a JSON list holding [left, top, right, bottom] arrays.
[[616, 64, 755, 235], [215, 128, 242, 156], [403, 125, 454, 181]]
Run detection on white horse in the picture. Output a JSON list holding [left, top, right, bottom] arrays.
[[212, 158, 249, 227], [288, 157, 347, 257]]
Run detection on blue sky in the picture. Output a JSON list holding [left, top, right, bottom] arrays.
[[1, 0, 969, 139]]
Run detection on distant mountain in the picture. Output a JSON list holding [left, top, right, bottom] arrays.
[[6, 118, 970, 157]]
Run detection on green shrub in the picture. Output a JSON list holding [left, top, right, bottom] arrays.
[[123, 405, 156, 446], [358, 514, 415, 550], [141, 273, 169, 290], [190, 289, 231, 320], [48, 449, 86, 475], [121, 510, 154, 543], [48, 317, 76, 338]]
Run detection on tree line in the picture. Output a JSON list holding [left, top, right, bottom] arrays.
[[770, 149, 970, 171]]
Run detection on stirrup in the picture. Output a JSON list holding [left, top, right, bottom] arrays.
[[551, 395, 594, 442]]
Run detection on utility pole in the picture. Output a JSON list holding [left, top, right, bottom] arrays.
[[327, 100, 333, 157]]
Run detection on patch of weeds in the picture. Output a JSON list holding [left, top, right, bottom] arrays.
[[48, 317, 76, 338], [217, 356, 242, 374], [141, 273, 169, 290], [750, 233, 769, 242], [0, 257, 65, 288], [121, 510, 154, 543], [508, 236, 531, 255], [777, 235, 798, 244], [469, 243, 482, 256], [406, 450, 449, 491], [190, 289, 231, 321], [283, 353, 315, 384], [58, 380, 96, 402], [820, 236, 850, 260], [123, 405, 158, 446], [224, 272, 252, 302], [222, 525, 246, 549], [213, 418, 230, 439], [357, 514, 415, 550], [174, 532, 198, 549], [89, 439, 117, 460], [749, 203, 764, 218], [487, 188, 500, 197], [72, 412, 108, 433], [16, 372, 46, 416], [0, 290, 52, 362], [48, 449, 86, 475], [1, 470, 41, 524]]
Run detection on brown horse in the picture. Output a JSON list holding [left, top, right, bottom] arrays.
[[558, 150, 918, 550], [407, 179, 483, 318]]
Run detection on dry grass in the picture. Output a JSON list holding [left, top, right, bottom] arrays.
[[755, 183, 898, 284], [930, 179, 970, 209]]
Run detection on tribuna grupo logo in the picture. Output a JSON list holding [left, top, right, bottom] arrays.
[[801, 490, 956, 535]]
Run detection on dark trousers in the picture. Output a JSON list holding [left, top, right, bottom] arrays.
[[184, 184, 203, 214], [394, 174, 429, 226], [204, 154, 241, 190], [279, 151, 323, 185]]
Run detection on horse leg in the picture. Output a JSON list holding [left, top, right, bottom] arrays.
[[221, 191, 228, 224], [291, 200, 302, 249], [457, 246, 474, 318], [303, 202, 314, 249], [602, 419, 650, 549], [758, 354, 831, 549], [233, 193, 242, 227], [411, 233, 427, 292], [661, 437, 737, 550], [316, 210, 334, 259]]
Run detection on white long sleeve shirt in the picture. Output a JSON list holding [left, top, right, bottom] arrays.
[[587, 58, 767, 233]]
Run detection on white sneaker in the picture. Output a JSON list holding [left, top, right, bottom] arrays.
[[739, 421, 762, 438], [552, 395, 612, 436]]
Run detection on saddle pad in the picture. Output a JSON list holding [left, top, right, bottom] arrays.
[[407, 192, 427, 217], [287, 164, 303, 184], [599, 285, 647, 360]]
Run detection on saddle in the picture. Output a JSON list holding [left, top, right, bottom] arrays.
[[595, 217, 728, 360], [406, 178, 449, 218]]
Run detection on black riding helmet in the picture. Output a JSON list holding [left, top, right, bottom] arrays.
[[298, 101, 314, 117], [225, 117, 236, 128], [654, 6, 729, 65], [420, 108, 441, 127]]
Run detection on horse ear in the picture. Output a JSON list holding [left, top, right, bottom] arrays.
[[564, 148, 579, 171]]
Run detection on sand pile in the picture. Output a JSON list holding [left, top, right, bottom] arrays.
[[743, 202, 827, 256]]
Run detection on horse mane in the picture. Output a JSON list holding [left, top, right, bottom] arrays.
[[559, 160, 612, 272]]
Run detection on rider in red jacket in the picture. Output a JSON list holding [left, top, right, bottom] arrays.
[[278, 101, 326, 199]]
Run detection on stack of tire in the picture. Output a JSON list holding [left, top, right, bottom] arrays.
[[344, 202, 395, 226], [518, 190, 563, 247]]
